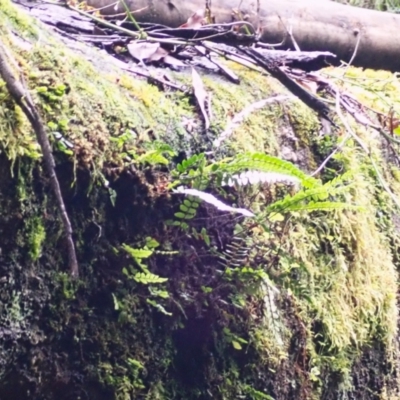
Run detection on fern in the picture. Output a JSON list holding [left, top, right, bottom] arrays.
[[134, 271, 168, 284], [209, 153, 320, 189], [175, 153, 206, 175], [122, 245, 153, 260], [266, 173, 356, 214], [122, 241, 172, 315], [261, 277, 284, 348], [146, 299, 172, 316], [169, 195, 201, 231], [244, 385, 275, 400], [219, 234, 252, 268], [223, 170, 301, 187], [131, 141, 175, 166], [135, 150, 170, 165], [174, 187, 254, 217], [122, 244, 153, 270], [286, 201, 361, 212]]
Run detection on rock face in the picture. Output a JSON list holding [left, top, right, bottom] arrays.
[[0, 1, 400, 399]]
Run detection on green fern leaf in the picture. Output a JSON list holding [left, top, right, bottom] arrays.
[[135, 150, 169, 165], [212, 153, 320, 189], [134, 271, 168, 284], [122, 244, 153, 260], [286, 201, 361, 212], [266, 181, 353, 214]]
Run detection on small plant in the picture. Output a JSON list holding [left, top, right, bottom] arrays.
[[121, 237, 173, 315]]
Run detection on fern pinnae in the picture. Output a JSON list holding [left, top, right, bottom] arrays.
[[286, 201, 362, 212], [213, 153, 320, 189], [261, 277, 285, 348], [266, 181, 354, 214], [223, 170, 301, 188], [220, 237, 251, 269]]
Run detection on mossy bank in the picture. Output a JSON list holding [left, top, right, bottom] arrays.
[[1, 1, 400, 399]]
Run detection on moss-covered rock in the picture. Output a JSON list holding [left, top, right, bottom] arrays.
[[1, 1, 400, 399]]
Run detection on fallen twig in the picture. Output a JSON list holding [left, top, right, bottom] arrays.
[[240, 47, 335, 125], [0, 38, 79, 277]]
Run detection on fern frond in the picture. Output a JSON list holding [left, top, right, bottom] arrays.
[[134, 271, 168, 284], [224, 170, 301, 188], [122, 244, 153, 260], [266, 181, 353, 214], [135, 150, 170, 165], [219, 236, 251, 268], [174, 187, 255, 217], [175, 153, 206, 174], [284, 201, 361, 212], [211, 153, 320, 189], [132, 141, 175, 166], [261, 277, 284, 347]]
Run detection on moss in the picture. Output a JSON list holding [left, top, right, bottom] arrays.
[[27, 215, 46, 260], [0, 0, 39, 38], [1, 1, 400, 399]]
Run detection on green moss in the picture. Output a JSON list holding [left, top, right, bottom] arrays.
[[27, 215, 46, 260], [0, 0, 39, 38], [1, 1, 400, 399]]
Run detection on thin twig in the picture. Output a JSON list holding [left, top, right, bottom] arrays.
[[311, 133, 351, 176], [0, 39, 79, 277], [119, 0, 146, 37], [278, 16, 300, 51], [342, 29, 361, 76]]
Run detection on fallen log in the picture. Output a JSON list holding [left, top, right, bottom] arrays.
[[85, 0, 400, 72]]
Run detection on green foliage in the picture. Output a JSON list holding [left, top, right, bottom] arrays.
[[133, 271, 168, 285], [174, 153, 206, 176], [266, 172, 358, 214], [170, 151, 357, 237], [169, 196, 201, 231], [27, 216, 46, 261], [132, 142, 175, 166], [121, 239, 172, 316], [244, 385, 275, 400], [58, 272, 78, 300], [122, 241, 156, 269], [146, 299, 172, 316], [223, 327, 248, 351], [209, 152, 319, 189]]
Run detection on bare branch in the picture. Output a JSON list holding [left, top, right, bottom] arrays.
[[0, 38, 79, 277]]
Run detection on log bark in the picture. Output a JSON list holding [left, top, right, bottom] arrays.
[[86, 0, 400, 72]]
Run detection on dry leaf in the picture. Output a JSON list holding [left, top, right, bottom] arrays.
[[127, 41, 186, 68], [146, 46, 168, 62], [180, 9, 206, 29], [174, 187, 255, 217], [127, 41, 160, 63]]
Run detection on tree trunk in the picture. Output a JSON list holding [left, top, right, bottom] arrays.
[[87, 0, 400, 71]]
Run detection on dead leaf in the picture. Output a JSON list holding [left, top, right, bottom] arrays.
[[147, 46, 169, 62], [180, 9, 206, 29], [127, 41, 186, 68], [127, 41, 160, 63], [191, 68, 210, 129]]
